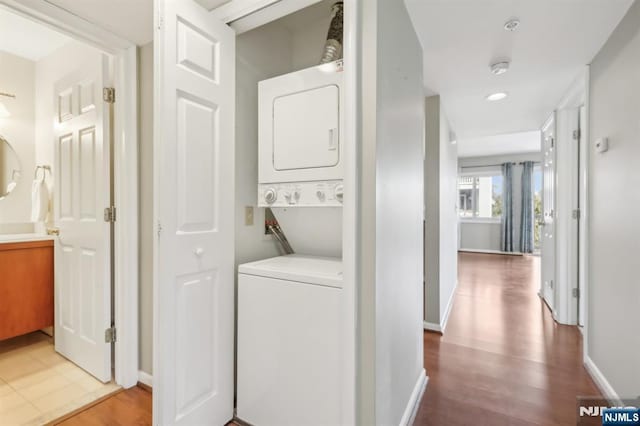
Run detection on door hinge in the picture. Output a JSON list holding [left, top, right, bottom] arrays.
[[572, 288, 580, 298], [104, 206, 117, 223], [573, 129, 581, 140], [550, 280, 554, 289], [572, 209, 581, 220], [105, 326, 117, 343], [103, 87, 115, 104], [551, 137, 555, 148]]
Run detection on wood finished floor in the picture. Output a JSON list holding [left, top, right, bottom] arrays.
[[414, 252, 602, 426], [54, 253, 601, 425]]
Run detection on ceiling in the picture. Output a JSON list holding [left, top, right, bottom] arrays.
[[46, 0, 153, 45], [457, 131, 541, 158], [405, 0, 634, 139], [0, 7, 71, 61]]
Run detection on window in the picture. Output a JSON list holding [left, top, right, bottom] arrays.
[[458, 174, 503, 219]]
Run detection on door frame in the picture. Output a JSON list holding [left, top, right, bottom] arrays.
[[0, 0, 140, 388], [553, 69, 588, 327], [152, 0, 358, 424]]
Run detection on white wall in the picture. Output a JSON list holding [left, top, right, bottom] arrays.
[[360, 0, 426, 423], [138, 42, 153, 375], [458, 152, 541, 253], [0, 52, 35, 224], [459, 222, 501, 252], [424, 96, 458, 328], [588, 0, 640, 399]]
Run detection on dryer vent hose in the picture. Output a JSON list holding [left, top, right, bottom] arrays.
[[320, 2, 344, 64]]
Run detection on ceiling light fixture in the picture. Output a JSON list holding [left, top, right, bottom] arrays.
[[490, 61, 510, 75], [486, 92, 508, 101], [504, 18, 520, 31]]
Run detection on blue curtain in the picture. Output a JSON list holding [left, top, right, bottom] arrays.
[[501, 163, 514, 252], [520, 161, 535, 253]]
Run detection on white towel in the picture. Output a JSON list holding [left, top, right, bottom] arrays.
[[31, 180, 49, 222]]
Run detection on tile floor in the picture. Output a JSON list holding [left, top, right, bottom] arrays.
[[0, 332, 120, 425]]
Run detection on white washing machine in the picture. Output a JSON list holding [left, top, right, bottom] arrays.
[[258, 61, 344, 207], [237, 254, 343, 426]]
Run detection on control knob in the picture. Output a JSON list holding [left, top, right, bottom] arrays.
[[264, 188, 277, 204], [334, 184, 344, 203]]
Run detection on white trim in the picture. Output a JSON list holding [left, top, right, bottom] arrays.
[[210, 0, 319, 29], [581, 66, 591, 357], [0, 0, 139, 389], [584, 356, 621, 405], [458, 249, 523, 256], [0, 0, 131, 52], [113, 46, 140, 388], [138, 371, 153, 388], [423, 321, 441, 333], [399, 369, 428, 426], [341, 0, 358, 424], [439, 283, 456, 334], [459, 218, 501, 224], [423, 280, 457, 334]]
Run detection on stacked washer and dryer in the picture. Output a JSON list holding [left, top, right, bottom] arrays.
[[236, 60, 345, 426]]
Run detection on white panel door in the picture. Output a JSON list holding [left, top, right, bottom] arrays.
[[541, 114, 556, 312], [53, 55, 112, 382], [155, 0, 235, 424]]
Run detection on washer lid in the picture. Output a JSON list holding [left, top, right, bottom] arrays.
[[238, 254, 343, 288]]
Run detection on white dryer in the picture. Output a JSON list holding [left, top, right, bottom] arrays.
[[258, 61, 344, 207], [236, 254, 343, 426]]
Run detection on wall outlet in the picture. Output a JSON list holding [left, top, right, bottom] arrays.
[[244, 206, 254, 226]]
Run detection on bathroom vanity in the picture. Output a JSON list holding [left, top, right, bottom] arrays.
[[0, 235, 54, 341]]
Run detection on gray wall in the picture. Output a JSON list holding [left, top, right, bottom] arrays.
[[138, 42, 153, 375], [359, 0, 425, 423], [424, 96, 459, 326], [588, 0, 640, 398]]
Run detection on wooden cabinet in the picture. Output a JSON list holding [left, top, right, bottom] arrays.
[[0, 240, 54, 341]]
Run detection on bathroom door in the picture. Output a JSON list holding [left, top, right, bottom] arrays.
[[53, 53, 113, 382], [541, 114, 556, 313], [154, 0, 235, 424]]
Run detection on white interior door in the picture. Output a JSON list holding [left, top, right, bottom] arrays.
[[541, 114, 556, 312], [154, 0, 235, 424], [53, 55, 112, 382]]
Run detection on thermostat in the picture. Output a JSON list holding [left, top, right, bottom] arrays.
[[595, 137, 609, 153]]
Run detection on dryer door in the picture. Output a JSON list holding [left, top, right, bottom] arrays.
[[273, 85, 340, 170]]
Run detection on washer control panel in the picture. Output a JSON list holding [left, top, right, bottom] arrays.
[[258, 180, 344, 207]]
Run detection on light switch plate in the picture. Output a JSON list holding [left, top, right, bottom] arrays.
[[245, 206, 254, 226]]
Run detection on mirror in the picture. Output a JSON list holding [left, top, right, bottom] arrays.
[[0, 135, 21, 200]]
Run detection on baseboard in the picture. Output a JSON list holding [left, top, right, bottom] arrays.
[[458, 249, 523, 256], [423, 321, 442, 333], [399, 369, 428, 426], [138, 370, 153, 389], [584, 356, 621, 405], [439, 281, 457, 334]]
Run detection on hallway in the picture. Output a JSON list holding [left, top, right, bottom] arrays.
[[415, 252, 601, 425]]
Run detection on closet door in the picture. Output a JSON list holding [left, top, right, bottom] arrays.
[[154, 0, 235, 424]]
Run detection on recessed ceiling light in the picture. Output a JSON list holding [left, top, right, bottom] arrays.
[[504, 19, 520, 31], [490, 61, 510, 75], [486, 92, 508, 101]]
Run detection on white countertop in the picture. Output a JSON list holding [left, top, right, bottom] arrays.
[[0, 233, 55, 243]]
